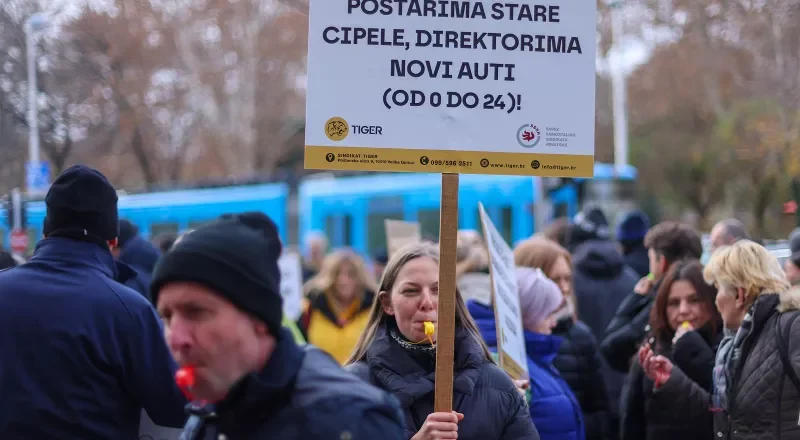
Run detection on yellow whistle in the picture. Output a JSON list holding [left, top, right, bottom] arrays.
[[681, 321, 691, 329], [424, 321, 435, 337]]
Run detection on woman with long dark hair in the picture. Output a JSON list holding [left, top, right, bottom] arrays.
[[621, 259, 722, 440]]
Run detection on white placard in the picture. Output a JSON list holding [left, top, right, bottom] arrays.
[[305, 0, 596, 177], [279, 252, 304, 321], [385, 219, 422, 257], [479, 203, 528, 379]]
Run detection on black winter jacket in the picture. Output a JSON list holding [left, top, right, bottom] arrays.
[[346, 324, 539, 440], [571, 239, 639, 424], [178, 329, 406, 440], [620, 325, 721, 440], [553, 317, 611, 440], [572, 240, 640, 343], [623, 245, 650, 279], [601, 282, 660, 373]]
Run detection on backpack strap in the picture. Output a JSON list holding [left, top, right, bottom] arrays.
[[775, 310, 800, 394]]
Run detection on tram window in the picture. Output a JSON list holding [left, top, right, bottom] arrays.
[[418, 208, 440, 241], [500, 206, 513, 245], [151, 223, 179, 238], [367, 212, 404, 256], [343, 215, 353, 246], [324, 215, 353, 248], [324, 215, 336, 246]]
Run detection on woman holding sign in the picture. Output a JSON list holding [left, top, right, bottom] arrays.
[[345, 242, 538, 440], [468, 268, 585, 440]]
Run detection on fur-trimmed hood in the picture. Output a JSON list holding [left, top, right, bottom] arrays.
[[777, 284, 800, 313]]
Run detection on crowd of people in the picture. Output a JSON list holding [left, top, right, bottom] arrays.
[[1, 164, 800, 439]]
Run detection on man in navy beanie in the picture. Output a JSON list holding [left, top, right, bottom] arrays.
[[616, 210, 651, 278], [0, 165, 187, 439], [151, 214, 405, 439]]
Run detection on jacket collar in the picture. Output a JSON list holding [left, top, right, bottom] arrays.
[[523, 330, 563, 364], [308, 289, 375, 327], [778, 285, 800, 313], [30, 237, 137, 284], [208, 328, 306, 424], [364, 322, 485, 407]]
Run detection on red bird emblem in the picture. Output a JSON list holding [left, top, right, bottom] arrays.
[[522, 130, 536, 142]]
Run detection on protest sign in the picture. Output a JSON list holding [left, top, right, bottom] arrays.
[[305, 0, 596, 177], [385, 219, 422, 257], [479, 203, 528, 379], [279, 252, 304, 321]]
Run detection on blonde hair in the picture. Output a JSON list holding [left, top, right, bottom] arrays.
[[344, 241, 494, 365], [703, 240, 791, 307], [304, 249, 377, 297], [455, 231, 488, 277], [514, 236, 577, 319]]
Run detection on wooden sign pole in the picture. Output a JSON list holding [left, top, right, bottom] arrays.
[[434, 172, 459, 412]]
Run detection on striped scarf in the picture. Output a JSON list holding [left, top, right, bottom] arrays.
[[712, 309, 755, 411]]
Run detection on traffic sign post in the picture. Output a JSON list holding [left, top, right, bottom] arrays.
[[11, 229, 29, 255], [26, 160, 51, 194]]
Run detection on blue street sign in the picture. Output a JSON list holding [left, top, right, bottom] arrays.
[[26, 161, 51, 194]]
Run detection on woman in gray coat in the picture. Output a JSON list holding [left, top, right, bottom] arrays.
[[639, 240, 800, 440]]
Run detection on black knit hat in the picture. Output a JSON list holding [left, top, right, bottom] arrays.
[[569, 206, 611, 249], [151, 214, 283, 335], [43, 165, 119, 241], [118, 219, 139, 247]]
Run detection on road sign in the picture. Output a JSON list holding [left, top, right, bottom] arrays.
[[10, 229, 29, 254], [26, 160, 51, 194], [304, 0, 597, 177]]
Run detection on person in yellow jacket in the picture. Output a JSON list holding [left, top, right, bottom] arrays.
[[299, 249, 377, 364]]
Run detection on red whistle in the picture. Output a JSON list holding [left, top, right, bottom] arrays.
[[175, 366, 196, 400]]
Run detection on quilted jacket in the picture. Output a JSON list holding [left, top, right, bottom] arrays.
[[653, 286, 800, 440]]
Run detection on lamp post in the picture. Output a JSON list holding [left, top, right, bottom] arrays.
[[25, 13, 48, 174], [608, 1, 629, 174]]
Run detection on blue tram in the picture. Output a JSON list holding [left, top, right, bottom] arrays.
[[2, 183, 289, 253], [298, 163, 637, 257], [2, 163, 636, 256]]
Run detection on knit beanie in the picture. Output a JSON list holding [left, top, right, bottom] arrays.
[[569, 206, 610, 249], [118, 219, 139, 247], [43, 165, 119, 241], [151, 214, 283, 335], [516, 267, 564, 332], [617, 210, 650, 242]]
